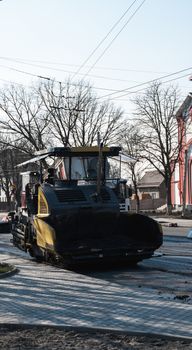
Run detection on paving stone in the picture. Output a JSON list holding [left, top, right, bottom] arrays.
[[0, 253, 192, 338]]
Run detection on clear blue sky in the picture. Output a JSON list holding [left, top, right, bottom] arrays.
[[0, 0, 191, 116]]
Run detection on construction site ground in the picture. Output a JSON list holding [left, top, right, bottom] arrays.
[[0, 216, 192, 349]]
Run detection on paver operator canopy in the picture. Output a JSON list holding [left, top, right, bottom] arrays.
[[18, 145, 133, 207]]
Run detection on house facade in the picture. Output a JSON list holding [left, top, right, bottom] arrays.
[[137, 170, 166, 200], [130, 170, 166, 212], [171, 93, 192, 210]]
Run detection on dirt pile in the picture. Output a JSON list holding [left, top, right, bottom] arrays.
[[0, 325, 191, 350]]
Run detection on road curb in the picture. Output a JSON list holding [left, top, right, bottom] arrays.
[[0, 264, 19, 279]]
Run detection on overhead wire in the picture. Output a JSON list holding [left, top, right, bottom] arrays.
[[0, 60, 148, 85], [71, 0, 140, 80], [81, 0, 147, 80], [0, 55, 169, 75], [0, 0, 154, 99], [0, 4, 190, 108], [0, 61, 191, 104], [112, 73, 192, 99], [97, 66, 192, 100], [0, 64, 43, 79], [0, 63, 131, 93], [2, 57, 189, 96], [107, 73, 191, 103], [0, 77, 26, 87]]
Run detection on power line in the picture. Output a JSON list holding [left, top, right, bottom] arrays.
[[0, 77, 26, 87], [82, 0, 147, 80], [0, 62, 146, 94], [0, 60, 145, 84], [97, 66, 192, 100], [0, 55, 169, 75], [0, 0, 147, 87], [1, 56, 182, 92], [71, 0, 140, 79], [0, 64, 41, 79], [0, 63, 126, 93], [109, 73, 192, 101], [0, 61, 191, 105]]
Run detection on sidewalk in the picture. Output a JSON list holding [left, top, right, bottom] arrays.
[[152, 216, 192, 228]]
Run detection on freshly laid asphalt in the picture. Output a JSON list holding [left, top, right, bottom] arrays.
[[0, 216, 192, 339]]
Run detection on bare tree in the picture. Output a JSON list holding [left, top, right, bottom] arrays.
[[38, 79, 84, 147], [122, 123, 146, 213], [38, 79, 124, 147], [0, 84, 51, 155], [72, 98, 124, 147], [0, 148, 13, 209], [0, 144, 29, 210], [133, 82, 182, 214], [0, 80, 124, 152]]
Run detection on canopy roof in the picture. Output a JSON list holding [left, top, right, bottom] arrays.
[[16, 146, 123, 168]]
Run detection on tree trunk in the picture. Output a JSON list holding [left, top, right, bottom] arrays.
[[135, 193, 140, 213], [166, 180, 172, 215], [133, 181, 140, 213]]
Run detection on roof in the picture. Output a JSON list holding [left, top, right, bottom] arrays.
[[138, 170, 164, 188], [35, 146, 122, 157], [16, 146, 123, 168], [176, 93, 192, 120]]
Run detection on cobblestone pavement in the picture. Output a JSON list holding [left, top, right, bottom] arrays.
[[0, 243, 192, 339]]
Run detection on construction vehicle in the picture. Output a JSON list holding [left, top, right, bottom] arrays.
[[115, 179, 132, 212], [11, 146, 163, 266], [56, 148, 133, 212]]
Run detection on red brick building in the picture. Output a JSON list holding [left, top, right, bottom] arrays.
[[171, 93, 192, 210]]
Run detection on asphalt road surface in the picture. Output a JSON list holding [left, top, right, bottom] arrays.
[[161, 224, 191, 237]]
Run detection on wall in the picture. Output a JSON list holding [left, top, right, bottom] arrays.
[[130, 197, 166, 212]]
